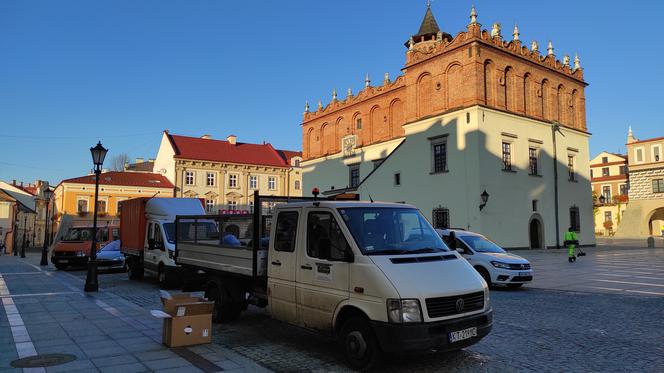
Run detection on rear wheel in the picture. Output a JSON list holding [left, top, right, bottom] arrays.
[[205, 284, 241, 323], [476, 267, 492, 287], [127, 258, 143, 280], [340, 317, 381, 371]]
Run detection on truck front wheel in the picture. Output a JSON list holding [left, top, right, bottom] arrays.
[[340, 317, 381, 371], [205, 285, 241, 323]]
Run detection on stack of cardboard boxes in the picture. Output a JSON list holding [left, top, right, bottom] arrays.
[[152, 292, 214, 347]]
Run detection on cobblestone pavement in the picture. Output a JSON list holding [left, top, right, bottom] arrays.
[[514, 243, 664, 297], [58, 246, 664, 372], [0, 249, 664, 372]]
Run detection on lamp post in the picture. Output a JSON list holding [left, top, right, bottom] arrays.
[[20, 213, 27, 258], [84, 141, 108, 292], [598, 195, 606, 205], [479, 189, 490, 211], [40, 189, 53, 266]]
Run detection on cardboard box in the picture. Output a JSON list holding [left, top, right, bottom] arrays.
[[152, 291, 214, 347]]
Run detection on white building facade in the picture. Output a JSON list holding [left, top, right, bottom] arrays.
[[301, 5, 594, 249]]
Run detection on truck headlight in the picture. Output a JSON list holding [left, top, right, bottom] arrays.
[[490, 261, 510, 269], [484, 288, 491, 310], [387, 299, 422, 323], [168, 249, 174, 259]]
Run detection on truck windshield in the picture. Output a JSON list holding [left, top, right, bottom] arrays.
[[62, 227, 110, 242], [338, 207, 449, 255]]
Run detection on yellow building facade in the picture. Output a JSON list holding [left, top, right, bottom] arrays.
[[52, 171, 174, 238], [154, 132, 302, 214]]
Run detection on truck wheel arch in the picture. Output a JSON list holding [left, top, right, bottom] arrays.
[[334, 305, 370, 336]]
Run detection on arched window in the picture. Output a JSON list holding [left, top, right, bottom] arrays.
[[557, 84, 565, 123], [417, 73, 433, 117], [504, 67, 515, 111], [370, 105, 381, 142], [523, 73, 531, 115], [389, 99, 404, 138], [570, 90, 578, 128], [483, 60, 494, 106], [446, 63, 462, 109], [541, 79, 549, 120], [306, 127, 314, 158]]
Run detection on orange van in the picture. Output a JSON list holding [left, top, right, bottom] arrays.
[[51, 225, 119, 270]]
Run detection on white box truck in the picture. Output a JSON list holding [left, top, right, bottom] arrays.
[[120, 197, 206, 287], [175, 192, 492, 370]]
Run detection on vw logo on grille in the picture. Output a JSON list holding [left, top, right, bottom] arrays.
[[455, 298, 465, 313]]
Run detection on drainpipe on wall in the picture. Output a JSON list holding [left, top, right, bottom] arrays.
[[551, 121, 564, 250]]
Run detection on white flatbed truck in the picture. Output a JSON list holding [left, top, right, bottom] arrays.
[[175, 192, 492, 370]]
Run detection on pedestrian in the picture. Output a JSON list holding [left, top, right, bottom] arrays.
[[564, 226, 578, 263]]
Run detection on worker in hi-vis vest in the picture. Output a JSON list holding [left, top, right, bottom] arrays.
[[564, 227, 578, 263]]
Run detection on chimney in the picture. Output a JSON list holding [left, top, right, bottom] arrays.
[[148, 158, 155, 163], [12, 180, 16, 186], [227, 135, 237, 145], [201, 134, 212, 140], [20, 181, 23, 187], [135, 157, 144, 164]]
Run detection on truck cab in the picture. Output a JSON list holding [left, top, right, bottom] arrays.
[[51, 225, 119, 270], [267, 201, 492, 368]]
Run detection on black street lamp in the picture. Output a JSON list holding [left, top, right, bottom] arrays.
[[40, 188, 53, 266], [84, 141, 108, 292], [20, 213, 27, 258], [598, 195, 606, 205], [479, 189, 490, 211]]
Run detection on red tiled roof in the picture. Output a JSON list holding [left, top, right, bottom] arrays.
[[61, 172, 174, 189], [168, 134, 294, 168], [629, 136, 664, 145], [276, 149, 302, 165]]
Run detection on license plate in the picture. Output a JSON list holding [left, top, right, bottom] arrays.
[[60, 259, 68, 263], [519, 272, 530, 276], [449, 327, 477, 343]]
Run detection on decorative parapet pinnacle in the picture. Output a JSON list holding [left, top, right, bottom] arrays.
[[491, 23, 501, 39], [304, 101, 309, 113], [531, 40, 539, 53], [365, 73, 371, 88], [573, 53, 581, 71], [512, 24, 519, 41], [469, 5, 478, 25], [332, 89, 337, 101], [547, 40, 554, 56]]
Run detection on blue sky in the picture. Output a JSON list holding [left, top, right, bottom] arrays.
[[1, 0, 662, 184]]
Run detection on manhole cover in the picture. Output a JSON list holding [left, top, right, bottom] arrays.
[[11, 354, 76, 368]]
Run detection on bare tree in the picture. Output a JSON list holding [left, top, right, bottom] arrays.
[[110, 153, 130, 171]]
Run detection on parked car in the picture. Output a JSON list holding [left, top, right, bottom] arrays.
[[436, 229, 533, 288], [96, 240, 125, 271], [51, 225, 119, 270]]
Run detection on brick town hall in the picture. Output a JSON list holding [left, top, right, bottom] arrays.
[[300, 5, 594, 249]]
